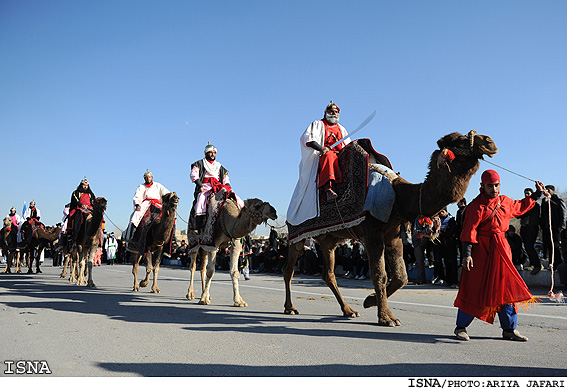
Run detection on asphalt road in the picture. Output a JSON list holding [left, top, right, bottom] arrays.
[[1, 261, 566, 378]]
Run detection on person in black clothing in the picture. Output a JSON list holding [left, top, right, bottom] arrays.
[[518, 188, 541, 274], [269, 226, 278, 250], [540, 185, 567, 269], [505, 225, 527, 271], [433, 207, 459, 287], [455, 198, 467, 265]]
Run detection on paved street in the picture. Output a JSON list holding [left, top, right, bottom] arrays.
[[1, 262, 566, 378]]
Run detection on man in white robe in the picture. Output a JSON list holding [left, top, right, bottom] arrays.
[[126, 170, 170, 244], [287, 101, 350, 226]]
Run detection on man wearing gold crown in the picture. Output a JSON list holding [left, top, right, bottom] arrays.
[[66, 177, 97, 242], [287, 101, 351, 226]]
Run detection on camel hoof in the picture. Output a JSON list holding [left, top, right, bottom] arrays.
[[140, 280, 149, 288], [284, 308, 299, 315], [27, 269, 33, 274], [87, 281, 96, 288], [363, 294, 377, 309], [198, 297, 211, 305], [234, 301, 248, 307], [151, 288, 161, 294], [36, 269, 42, 273], [186, 293, 195, 300], [378, 319, 397, 327], [344, 311, 360, 318]]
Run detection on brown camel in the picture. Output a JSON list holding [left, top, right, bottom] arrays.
[[131, 192, 179, 293], [283, 130, 498, 326], [61, 197, 107, 286], [186, 197, 277, 306], [20, 225, 62, 274], [1, 217, 21, 273]]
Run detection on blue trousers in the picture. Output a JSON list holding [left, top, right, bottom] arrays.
[[456, 304, 517, 330]]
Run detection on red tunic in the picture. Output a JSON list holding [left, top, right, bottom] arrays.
[[317, 120, 346, 188], [454, 192, 537, 323]]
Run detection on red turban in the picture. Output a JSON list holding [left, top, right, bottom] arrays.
[[481, 169, 500, 184]]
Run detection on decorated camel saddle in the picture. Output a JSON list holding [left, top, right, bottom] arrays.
[[288, 138, 397, 244], [128, 204, 172, 254], [187, 187, 237, 253]]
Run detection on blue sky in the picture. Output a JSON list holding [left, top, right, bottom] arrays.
[[1, 1, 565, 236]]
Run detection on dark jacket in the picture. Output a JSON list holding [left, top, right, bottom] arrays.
[[540, 194, 567, 230]]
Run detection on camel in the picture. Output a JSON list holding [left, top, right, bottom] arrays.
[[1, 217, 21, 273], [130, 192, 179, 293], [283, 130, 498, 326], [60, 197, 107, 286], [186, 197, 277, 307], [19, 224, 61, 274]]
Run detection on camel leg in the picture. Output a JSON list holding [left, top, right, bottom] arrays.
[[26, 251, 33, 274], [318, 237, 359, 318], [199, 250, 217, 305], [229, 240, 247, 307], [132, 253, 143, 291], [76, 249, 87, 286], [364, 234, 400, 326], [15, 250, 22, 273], [186, 251, 198, 300], [86, 247, 96, 288], [139, 253, 153, 288], [150, 248, 163, 293], [60, 253, 70, 278], [283, 240, 303, 315], [35, 248, 43, 273], [1, 251, 10, 273], [69, 250, 78, 283], [363, 237, 409, 309]]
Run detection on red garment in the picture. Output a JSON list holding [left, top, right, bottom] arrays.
[[317, 120, 345, 188], [454, 192, 537, 323], [203, 176, 232, 193]]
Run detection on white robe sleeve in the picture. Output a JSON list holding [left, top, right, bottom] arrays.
[[133, 185, 145, 208]]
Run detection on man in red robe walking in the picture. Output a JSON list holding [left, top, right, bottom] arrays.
[[454, 169, 545, 342]]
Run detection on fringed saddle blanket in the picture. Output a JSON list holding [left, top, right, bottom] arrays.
[[288, 139, 393, 244], [187, 187, 237, 253]]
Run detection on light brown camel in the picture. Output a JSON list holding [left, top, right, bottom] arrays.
[[1, 217, 21, 273], [61, 197, 107, 286], [20, 225, 61, 274], [283, 131, 498, 326], [131, 192, 179, 293], [186, 197, 277, 307]]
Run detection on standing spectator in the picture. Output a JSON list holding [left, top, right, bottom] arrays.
[[518, 187, 541, 274], [352, 240, 369, 280], [506, 225, 527, 271], [238, 235, 252, 280], [455, 198, 467, 265], [412, 215, 438, 284], [433, 207, 459, 287], [401, 223, 416, 271], [336, 240, 353, 277], [105, 232, 118, 265], [539, 184, 566, 270], [269, 226, 278, 250]]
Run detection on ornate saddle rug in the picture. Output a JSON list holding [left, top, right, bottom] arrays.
[[187, 188, 236, 253], [288, 139, 393, 244], [130, 204, 163, 254]]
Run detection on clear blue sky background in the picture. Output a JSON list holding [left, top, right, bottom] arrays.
[[1, 1, 565, 237]]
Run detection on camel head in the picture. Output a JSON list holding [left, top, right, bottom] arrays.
[[436, 130, 498, 161], [93, 197, 108, 213], [3, 217, 11, 229], [243, 198, 278, 225], [162, 192, 179, 209]]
